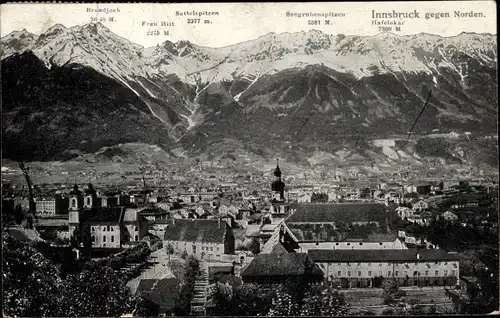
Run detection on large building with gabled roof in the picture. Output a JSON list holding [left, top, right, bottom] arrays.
[[241, 252, 323, 285], [163, 219, 235, 262], [308, 249, 459, 288]]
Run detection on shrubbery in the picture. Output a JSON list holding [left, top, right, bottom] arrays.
[[3, 232, 135, 317]]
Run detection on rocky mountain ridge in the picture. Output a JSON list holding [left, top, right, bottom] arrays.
[[1, 23, 497, 168]]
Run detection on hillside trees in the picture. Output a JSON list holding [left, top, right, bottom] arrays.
[[3, 232, 135, 317]]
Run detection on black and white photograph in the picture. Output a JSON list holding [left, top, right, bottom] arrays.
[[1, 1, 498, 316]]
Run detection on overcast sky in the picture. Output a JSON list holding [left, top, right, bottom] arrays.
[[1, 2, 496, 48]]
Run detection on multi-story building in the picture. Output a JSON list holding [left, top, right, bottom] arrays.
[[164, 219, 235, 262], [35, 196, 69, 215], [68, 184, 148, 250], [241, 252, 324, 286], [412, 200, 429, 213], [308, 249, 459, 288], [296, 233, 407, 253]]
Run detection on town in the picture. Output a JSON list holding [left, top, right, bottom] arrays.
[[2, 160, 498, 316]]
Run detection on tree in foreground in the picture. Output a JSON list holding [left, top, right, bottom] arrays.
[[210, 282, 273, 316], [268, 284, 349, 316], [174, 255, 200, 315], [2, 232, 63, 317], [381, 279, 405, 305], [3, 232, 135, 317], [59, 263, 134, 317]]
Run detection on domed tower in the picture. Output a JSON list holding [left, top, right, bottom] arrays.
[[83, 183, 97, 208], [271, 159, 285, 202]]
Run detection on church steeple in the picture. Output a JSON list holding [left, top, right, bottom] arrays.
[[274, 159, 282, 179], [271, 159, 285, 202]]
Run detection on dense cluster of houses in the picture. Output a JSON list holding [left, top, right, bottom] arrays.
[[5, 162, 498, 316]]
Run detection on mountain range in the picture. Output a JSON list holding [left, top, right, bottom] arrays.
[[1, 23, 497, 171]]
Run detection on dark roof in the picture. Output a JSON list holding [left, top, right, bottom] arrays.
[[308, 249, 459, 263], [84, 184, 97, 195], [270, 242, 291, 254], [139, 207, 169, 216], [287, 223, 340, 242], [344, 233, 399, 242], [69, 184, 82, 196], [136, 278, 179, 312], [84, 206, 124, 223], [287, 203, 387, 225], [163, 219, 228, 243], [217, 275, 243, 288], [241, 253, 324, 278]]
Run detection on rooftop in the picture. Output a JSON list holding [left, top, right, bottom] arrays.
[[241, 252, 323, 278], [84, 206, 124, 223], [136, 278, 179, 312], [308, 249, 459, 263], [163, 219, 228, 243], [287, 203, 388, 225]]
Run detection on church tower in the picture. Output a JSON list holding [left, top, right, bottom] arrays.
[[271, 159, 285, 203], [83, 183, 98, 209], [69, 184, 83, 238]]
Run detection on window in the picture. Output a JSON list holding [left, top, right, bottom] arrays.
[[435, 270, 439, 276], [379, 263, 382, 266], [103, 227, 106, 232], [135, 235, 138, 241], [347, 271, 351, 277], [359, 242, 363, 245], [338, 271, 341, 276], [347, 262, 351, 266], [86, 198, 91, 205], [358, 271, 361, 277], [336, 243, 339, 246], [92, 235, 95, 242], [444, 270, 448, 276], [210, 247, 213, 251], [425, 271, 429, 276], [368, 271, 372, 277], [395, 271, 399, 276], [103, 236, 106, 242], [452, 270, 456, 276], [388, 271, 392, 276], [347, 243, 350, 246], [135, 226, 139, 231], [91, 227, 95, 232], [217, 247, 219, 251], [107, 225, 110, 231], [111, 236, 114, 242], [368, 263, 371, 266], [72, 199, 76, 207], [111, 227, 114, 231]]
